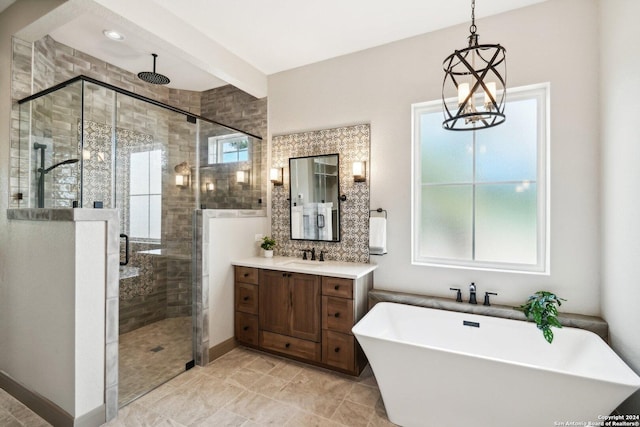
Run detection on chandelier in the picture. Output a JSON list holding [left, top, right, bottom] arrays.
[[442, 0, 506, 131]]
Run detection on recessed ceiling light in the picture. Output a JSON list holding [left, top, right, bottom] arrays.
[[103, 30, 125, 41]]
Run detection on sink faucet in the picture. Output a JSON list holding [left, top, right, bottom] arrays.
[[301, 250, 309, 260], [319, 250, 326, 262], [469, 283, 477, 304], [310, 247, 316, 261]]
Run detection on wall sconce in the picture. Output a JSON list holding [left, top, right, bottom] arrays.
[[174, 161, 191, 188], [270, 167, 283, 186], [353, 161, 366, 182], [236, 170, 249, 185]]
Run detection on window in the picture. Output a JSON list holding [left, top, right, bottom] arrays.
[[129, 150, 161, 240], [208, 133, 249, 164], [412, 83, 549, 273]]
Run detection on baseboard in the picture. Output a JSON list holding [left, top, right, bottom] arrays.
[[0, 371, 105, 427], [208, 337, 237, 362]]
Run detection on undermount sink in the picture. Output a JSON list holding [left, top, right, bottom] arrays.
[[279, 260, 323, 269]]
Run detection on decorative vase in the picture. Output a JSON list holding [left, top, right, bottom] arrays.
[[263, 249, 273, 258]]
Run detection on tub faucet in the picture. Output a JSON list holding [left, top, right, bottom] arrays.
[[469, 283, 477, 304]]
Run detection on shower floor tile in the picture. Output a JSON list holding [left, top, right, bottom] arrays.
[[118, 316, 192, 407]]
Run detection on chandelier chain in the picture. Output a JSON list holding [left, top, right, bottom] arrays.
[[469, 0, 477, 35]]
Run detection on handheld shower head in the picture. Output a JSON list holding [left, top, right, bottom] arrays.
[[41, 158, 79, 174], [33, 143, 47, 150]]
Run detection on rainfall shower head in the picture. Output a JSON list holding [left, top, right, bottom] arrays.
[[137, 53, 170, 85]]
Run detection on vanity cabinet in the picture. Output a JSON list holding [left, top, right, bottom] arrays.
[[233, 263, 373, 376], [259, 270, 321, 343], [234, 266, 259, 346]]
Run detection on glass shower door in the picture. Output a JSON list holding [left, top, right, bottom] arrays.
[[108, 91, 197, 406]]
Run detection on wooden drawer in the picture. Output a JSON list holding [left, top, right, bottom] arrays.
[[235, 312, 259, 346], [235, 266, 259, 285], [235, 283, 258, 314], [322, 330, 355, 372], [260, 331, 320, 362], [322, 277, 353, 299], [322, 296, 354, 333]]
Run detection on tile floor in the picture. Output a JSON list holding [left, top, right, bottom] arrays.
[[1, 346, 397, 426], [119, 316, 192, 406]]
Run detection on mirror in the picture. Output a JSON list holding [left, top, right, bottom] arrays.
[[289, 154, 340, 241]]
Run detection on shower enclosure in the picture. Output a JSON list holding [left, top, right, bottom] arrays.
[[15, 76, 263, 406]]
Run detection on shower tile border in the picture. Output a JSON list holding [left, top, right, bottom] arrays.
[[6, 208, 120, 423]]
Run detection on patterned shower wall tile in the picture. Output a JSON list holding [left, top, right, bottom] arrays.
[[271, 124, 370, 263]]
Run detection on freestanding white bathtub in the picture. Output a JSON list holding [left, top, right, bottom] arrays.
[[352, 302, 640, 427]]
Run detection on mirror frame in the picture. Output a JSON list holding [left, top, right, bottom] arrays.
[[289, 153, 341, 242]]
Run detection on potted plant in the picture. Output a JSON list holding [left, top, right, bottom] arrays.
[[517, 291, 566, 343], [260, 236, 276, 258]]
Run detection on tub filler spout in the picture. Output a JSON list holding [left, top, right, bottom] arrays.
[[468, 282, 477, 304]]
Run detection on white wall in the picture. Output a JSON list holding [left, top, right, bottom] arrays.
[[601, 0, 640, 412], [2, 218, 107, 417], [4, 220, 76, 413], [205, 212, 267, 348], [268, 0, 601, 315]]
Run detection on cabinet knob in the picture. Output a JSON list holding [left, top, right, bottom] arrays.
[[334, 347, 340, 353], [243, 326, 249, 331], [244, 273, 249, 277], [333, 312, 340, 318], [285, 343, 291, 348], [243, 296, 250, 301], [334, 285, 340, 290], [282, 273, 287, 277]]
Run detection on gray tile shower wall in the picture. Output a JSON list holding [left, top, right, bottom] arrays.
[[199, 85, 268, 210], [271, 124, 371, 263]]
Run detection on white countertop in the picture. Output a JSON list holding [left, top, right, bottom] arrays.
[[232, 256, 377, 279]]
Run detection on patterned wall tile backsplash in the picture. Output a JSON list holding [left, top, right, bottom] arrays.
[[271, 124, 370, 263]]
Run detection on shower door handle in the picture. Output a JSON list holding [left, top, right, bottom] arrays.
[[120, 233, 130, 266]]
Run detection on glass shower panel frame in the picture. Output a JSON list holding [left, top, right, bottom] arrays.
[[17, 81, 83, 208]]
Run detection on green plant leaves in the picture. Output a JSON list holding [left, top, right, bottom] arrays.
[[517, 291, 566, 344]]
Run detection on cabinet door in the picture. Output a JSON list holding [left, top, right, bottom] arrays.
[[259, 270, 290, 335], [289, 273, 321, 342]]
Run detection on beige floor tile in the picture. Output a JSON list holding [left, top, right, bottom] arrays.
[[248, 373, 289, 396], [103, 401, 186, 427], [244, 353, 281, 374], [331, 400, 374, 427], [189, 408, 248, 427], [274, 381, 344, 418], [0, 389, 51, 427], [284, 409, 344, 427], [224, 390, 297, 425], [148, 379, 243, 425], [266, 360, 304, 381], [345, 383, 381, 408], [226, 367, 268, 389], [0, 410, 24, 427]]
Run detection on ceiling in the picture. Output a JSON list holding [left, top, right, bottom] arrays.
[[23, 0, 548, 96]]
